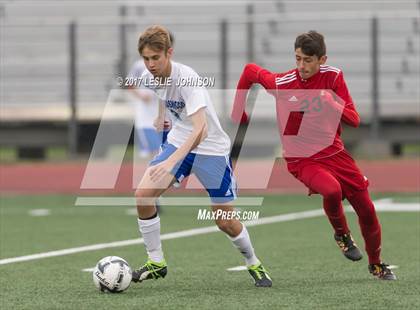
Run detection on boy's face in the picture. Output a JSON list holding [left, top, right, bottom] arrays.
[[295, 48, 327, 80], [141, 46, 173, 77]]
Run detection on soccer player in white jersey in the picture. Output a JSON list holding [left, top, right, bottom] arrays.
[[132, 25, 271, 287]]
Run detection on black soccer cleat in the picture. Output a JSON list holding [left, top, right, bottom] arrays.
[[334, 233, 363, 261], [369, 263, 397, 280], [248, 263, 272, 287], [131, 259, 168, 283]]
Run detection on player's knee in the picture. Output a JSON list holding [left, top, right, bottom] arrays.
[[215, 219, 234, 233], [135, 188, 157, 207], [323, 186, 342, 202]]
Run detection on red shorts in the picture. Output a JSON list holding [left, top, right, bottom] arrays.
[[287, 149, 369, 199]]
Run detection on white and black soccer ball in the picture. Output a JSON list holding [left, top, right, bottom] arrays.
[[93, 256, 132, 293]]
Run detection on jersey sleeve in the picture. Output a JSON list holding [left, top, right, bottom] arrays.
[[236, 63, 277, 90], [181, 87, 207, 116], [333, 71, 360, 127], [231, 63, 276, 124], [178, 68, 207, 116]]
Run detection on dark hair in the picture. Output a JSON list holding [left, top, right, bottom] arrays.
[[294, 31, 326, 58], [138, 25, 175, 54]]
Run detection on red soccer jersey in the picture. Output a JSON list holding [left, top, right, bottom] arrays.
[[231, 63, 360, 162]]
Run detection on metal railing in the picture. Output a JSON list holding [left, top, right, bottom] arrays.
[[0, 4, 419, 157]]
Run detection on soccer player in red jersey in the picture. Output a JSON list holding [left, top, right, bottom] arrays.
[[231, 31, 396, 280]]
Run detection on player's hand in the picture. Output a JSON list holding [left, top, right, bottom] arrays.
[[149, 160, 175, 183], [153, 117, 164, 131], [320, 89, 340, 105], [163, 120, 171, 131], [320, 90, 343, 112], [320, 90, 335, 100], [154, 118, 171, 131]]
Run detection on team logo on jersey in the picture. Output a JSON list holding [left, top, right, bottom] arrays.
[[166, 100, 185, 120]]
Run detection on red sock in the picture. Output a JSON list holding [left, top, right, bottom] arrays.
[[347, 190, 381, 264], [307, 169, 350, 235]]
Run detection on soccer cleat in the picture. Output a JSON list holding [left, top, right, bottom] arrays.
[[131, 259, 168, 283], [247, 263, 272, 287], [334, 233, 363, 261], [369, 263, 397, 280]]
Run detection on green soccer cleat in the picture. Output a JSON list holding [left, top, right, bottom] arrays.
[[334, 233, 363, 261], [131, 259, 168, 283], [248, 263, 272, 287], [369, 263, 397, 280]]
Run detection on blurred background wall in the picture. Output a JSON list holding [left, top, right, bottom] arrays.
[[0, 0, 419, 160]]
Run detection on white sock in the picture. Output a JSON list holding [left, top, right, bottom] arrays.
[[229, 224, 260, 266], [137, 216, 164, 263]]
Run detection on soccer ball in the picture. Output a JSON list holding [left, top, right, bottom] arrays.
[[92, 256, 132, 293]]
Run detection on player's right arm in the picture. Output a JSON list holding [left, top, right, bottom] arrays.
[[153, 99, 171, 131], [231, 63, 276, 124], [332, 71, 360, 127], [128, 85, 153, 103]]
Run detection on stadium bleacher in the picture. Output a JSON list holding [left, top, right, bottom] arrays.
[[0, 0, 419, 157]]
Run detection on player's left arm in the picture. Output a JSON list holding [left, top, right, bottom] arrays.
[[167, 107, 207, 164], [333, 71, 360, 127], [149, 108, 207, 183]]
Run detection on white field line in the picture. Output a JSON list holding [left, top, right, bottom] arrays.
[[345, 199, 420, 212], [2, 200, 418, 266], [28, 209, 50, 217], [372, 202, 420, 212], [0, 209, 324, 266], [82, 267, 95, 272], [75, 197, 264, 206], [226, 264, 400, 273], [227, 266, 248, 271]]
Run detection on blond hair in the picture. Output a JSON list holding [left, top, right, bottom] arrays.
[[138, 25, 173, 54]]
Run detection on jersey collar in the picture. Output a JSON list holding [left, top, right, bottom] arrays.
[[296, 68, 321, 84]]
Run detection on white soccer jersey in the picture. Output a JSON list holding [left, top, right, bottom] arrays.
[[140, 61, 231, 156]]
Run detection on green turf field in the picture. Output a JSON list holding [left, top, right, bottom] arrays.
[[0, 193, 419, 309]]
